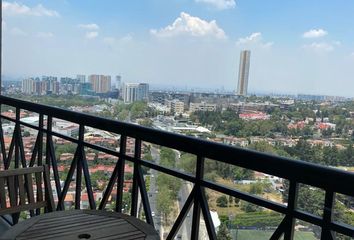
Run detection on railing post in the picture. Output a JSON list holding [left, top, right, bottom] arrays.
[[46, 115, 63, 210], [37, 114, 44, 166], [321, 191, 335, 240], [116, 135, 127, 213], [191, 155, 204, 240], [284, 181, 298, 240], [79, 125, 96, 210], [131, 139, 141, 217]]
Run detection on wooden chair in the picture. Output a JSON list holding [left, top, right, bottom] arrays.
[[0, 165, 55, 225]]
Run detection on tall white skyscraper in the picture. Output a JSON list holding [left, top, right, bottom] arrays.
[[122, 83, 139, 103], [122, 83, 149, 103], [236, 50, 251, 96]]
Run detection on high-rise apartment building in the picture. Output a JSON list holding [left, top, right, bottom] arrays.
[[41, 76, 59, 95], [22, 78, 35, 94], [122, 83, 150, 103], [138, 83, 149, 101], [77, 75, 86, 83], [122, 83, 139, 103], [236, 50, 251, 96], [23, 76, 59, 95], [116, 76, 122, 90], [88, 75, 112, 93]]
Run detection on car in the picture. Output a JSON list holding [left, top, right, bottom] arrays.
[[152, 211, 155, 217]]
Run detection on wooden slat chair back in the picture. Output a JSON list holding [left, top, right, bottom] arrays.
[[0, 165, 55, 224]]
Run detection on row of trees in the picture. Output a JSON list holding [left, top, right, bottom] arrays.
[[156, 148, 181, 225]]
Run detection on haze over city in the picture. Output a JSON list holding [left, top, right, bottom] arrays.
[[3, 0, 354, 97]]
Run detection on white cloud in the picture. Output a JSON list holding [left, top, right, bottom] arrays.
[[37, 32, 54, 38], [150, 12, 226, 39], [236, 32, 273, 48], [103, 34, 133, 46], [303, 29, 328, 38], [3, 1, 59, 17], [121, 34, 133, 42], [10, 27, 27, 36], [303, 42, 334, 52], [78, 23, 100, 30], [195, 0, 236, 10], [103, 37, 115, 45], [85, 31, 98, 39]]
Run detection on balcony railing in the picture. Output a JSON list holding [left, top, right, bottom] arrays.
[[0, 95, 353, 240]]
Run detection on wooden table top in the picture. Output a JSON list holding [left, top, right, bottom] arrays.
[[0, 210, 159, 240]]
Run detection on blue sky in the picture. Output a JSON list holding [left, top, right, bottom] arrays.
[[3, 0, 354, 96]]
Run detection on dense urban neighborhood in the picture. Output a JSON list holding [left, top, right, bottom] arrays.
[[1, 79, 353, 239]]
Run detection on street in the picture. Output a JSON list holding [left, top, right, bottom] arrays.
[[148, 146, 163, 238]]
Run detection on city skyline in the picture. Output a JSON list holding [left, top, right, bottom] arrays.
[[3, 1, 354, 97]]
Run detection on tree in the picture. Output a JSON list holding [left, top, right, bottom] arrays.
[[178, 153, 196, 174], [138, 118, 153, 127], [233, 167, 254, 180], [228, 195, 233, 207], [156, 185, 173, 225], [216, 195, 228, 208], [249, 182, 263, 195], [23, 131, 31, 137], [216, 222, 232, 240], [241, 201, 262, 212]]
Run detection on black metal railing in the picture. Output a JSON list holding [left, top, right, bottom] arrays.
[[0, 95, 353, 240]]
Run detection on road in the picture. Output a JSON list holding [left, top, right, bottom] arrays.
[[149, 146, 163, 238], [177, 181, 193, 239], [148, 147, 209, 239], [175, 150, 209, 240]]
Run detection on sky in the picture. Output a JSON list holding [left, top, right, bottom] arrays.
[[2, 0, 354, 97]]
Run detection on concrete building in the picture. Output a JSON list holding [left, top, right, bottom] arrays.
[[122, 83, 139, 103], [22, 78, 35, 94], [116, 75, 122, 90], [236, 50, 251, 96], [169, 100, 184, 114], [122, 83, 149, 103], [138, 83, 149, 101], [189, 102, 217, 112], [23, 77, 59, 95], [77, 75, 86, 83], [88, 75, 111, 93]]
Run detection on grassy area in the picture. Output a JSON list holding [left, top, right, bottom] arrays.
[[230, 230, 318, 240], [209, 178, 284, 215]]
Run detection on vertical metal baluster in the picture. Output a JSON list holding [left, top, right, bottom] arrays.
[[321, 191, 335, 240], [0, 104, 7, 168], [98, 136, 123, 210], [79, 125, 96, 209], [37, 114, 43, 166], [75, 148, 82, 210], [57, 147, 79, 210], [191, 155, 204, 240], [116, 135, 127, 213], [284, 181, 298, 240], [130, 139, 141, 217], [137, 160, 154, 226], [47, 115, 62, 210]]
